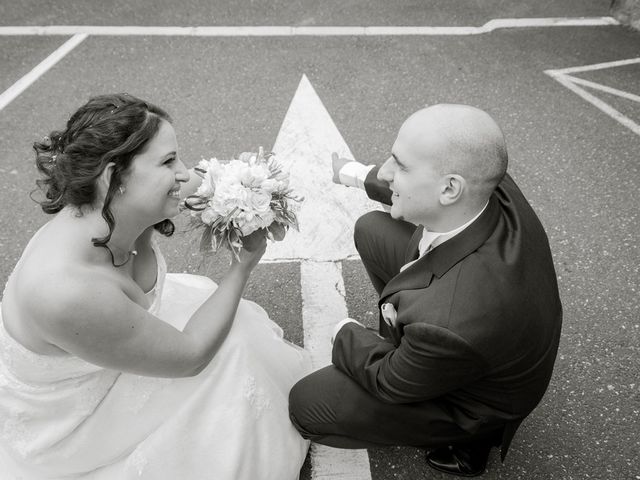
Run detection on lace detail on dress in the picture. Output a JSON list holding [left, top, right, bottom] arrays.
[[242, 376, 272, 419], [147, 235, 167, 316], [1, 409, 33, 459], [0, 368, 120, 460], [126, 448, 148, 477], [120, 376, 166, 414], [0, 323, 105, 388]]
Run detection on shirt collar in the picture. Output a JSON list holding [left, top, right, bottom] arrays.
[[418, 201, 490, 256]]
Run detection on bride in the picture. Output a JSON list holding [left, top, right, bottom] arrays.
[[0, 94, 311, 479]]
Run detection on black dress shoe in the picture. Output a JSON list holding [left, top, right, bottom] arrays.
[[425, 442, 494, 477]]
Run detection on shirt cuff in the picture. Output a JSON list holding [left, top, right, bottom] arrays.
[[331, 318, 363, 344], [338, 162, 375, 190]]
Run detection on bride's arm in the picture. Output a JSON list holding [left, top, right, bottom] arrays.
[[30, 237, 266, 378]]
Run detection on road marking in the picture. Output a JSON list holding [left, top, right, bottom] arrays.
[[264, 254, 362, 264], [545, 58, 640, 136], [563, 75, 640, 103], [299, 262, 347, 367], [0, 17, 618, 36], [546, 57, 640, 75], [480, 17, 619, 29], [264, 75, 378, 480], [300, 262, 371, 480], [263, 75, 380, 262], [0, 17, 621, 110], [0, 33, 87, 111]]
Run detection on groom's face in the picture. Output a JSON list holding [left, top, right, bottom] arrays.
[[378, 114, 447, 229]]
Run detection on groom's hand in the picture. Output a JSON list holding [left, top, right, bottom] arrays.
[[331, 153, 351, 184]]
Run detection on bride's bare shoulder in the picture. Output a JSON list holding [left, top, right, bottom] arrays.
[[19, 255, 116, 315], [20, 262, 136, 354], [2, 242, 120, 354], [10, 222, 122, 324]]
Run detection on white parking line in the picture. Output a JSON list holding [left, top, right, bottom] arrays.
[[0, 33, 87, 111], [547, 57, 640, 75], [0, 17, 621, 111], [563, 75, 640, 103], [0, 17, 619, 37], [545, 58, 640, 136]]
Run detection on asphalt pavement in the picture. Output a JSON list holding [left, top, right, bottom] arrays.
[[1, 1, 639, 479]]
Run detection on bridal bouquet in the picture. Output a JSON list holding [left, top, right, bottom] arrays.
[[184, 148, 301, 257]]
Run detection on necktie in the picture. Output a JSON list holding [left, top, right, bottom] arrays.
[[400, 230, 436, 272]]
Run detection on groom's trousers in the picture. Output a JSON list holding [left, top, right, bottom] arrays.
[[289, 211, 497, 449]]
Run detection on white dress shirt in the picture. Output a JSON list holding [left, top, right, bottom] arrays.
[[338, 162, 375, 189]]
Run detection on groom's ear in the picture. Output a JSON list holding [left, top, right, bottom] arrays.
[[439, 174, 465, 205]]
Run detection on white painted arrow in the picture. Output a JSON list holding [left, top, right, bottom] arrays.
[[263, 74, 380, 262], [264, 75, 376, 480]]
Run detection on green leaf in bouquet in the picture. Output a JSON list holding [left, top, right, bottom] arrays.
[[226, 226, 243, 260], [199, 226, 214, 253]]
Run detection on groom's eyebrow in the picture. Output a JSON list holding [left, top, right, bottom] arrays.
[[391, 153, 406, 168]]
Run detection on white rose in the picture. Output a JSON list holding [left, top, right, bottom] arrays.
[[239, 164, 268, 188], [248, 190, 271, 213], [226, 160, 248, 181], [272, 175, 289, 191], [237, 209, 256, 223], [200, 208, 219, 225], [236, 214, 261, 236], [259, 178, 278, 193], [212, 181, 247, 215], [257, 209, 276, 228], [195, 172, 215, 198], [206, 158, 224, 182], [236, 186, 252, 210]]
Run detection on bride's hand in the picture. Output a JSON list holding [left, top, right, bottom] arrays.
[[232, 229, 267, 272], [267, 222, 287, 242]]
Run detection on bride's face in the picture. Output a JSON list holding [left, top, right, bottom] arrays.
[[118, 120, 189, 224]]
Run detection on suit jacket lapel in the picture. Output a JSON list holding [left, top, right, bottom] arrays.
[[404, 227, 423, 263], [379, 195, 502, 303]]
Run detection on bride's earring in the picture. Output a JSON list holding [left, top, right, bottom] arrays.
[[118, 186, 125, 195]]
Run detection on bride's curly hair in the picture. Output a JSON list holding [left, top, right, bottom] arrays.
[[33, 93, 175, 251]]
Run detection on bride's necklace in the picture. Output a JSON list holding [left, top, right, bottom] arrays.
[[102, 244, 138, 268]]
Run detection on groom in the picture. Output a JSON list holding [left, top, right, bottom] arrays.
[[289, 104, 563, 476]]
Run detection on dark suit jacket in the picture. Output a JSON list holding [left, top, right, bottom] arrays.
[[332, 167, 562, 458]]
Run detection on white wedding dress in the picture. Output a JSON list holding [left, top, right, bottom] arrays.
[[0, 239, 311, 479]]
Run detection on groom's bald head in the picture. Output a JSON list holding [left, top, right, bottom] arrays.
[[403, 104, 508, 201]]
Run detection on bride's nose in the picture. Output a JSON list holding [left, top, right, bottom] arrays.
[[175, 159, 190, 182]]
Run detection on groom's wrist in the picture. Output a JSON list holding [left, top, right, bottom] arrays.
[[338, 162, 375, 189]]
